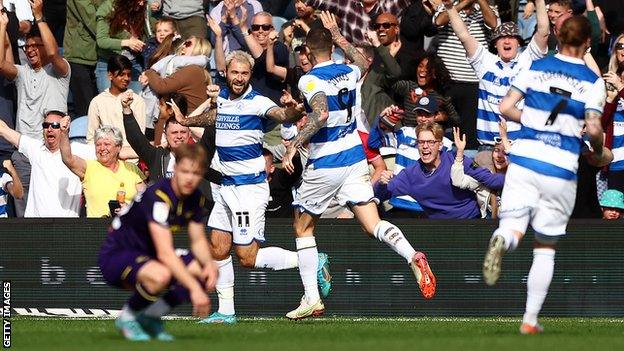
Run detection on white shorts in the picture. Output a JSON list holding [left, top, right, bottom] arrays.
[[208, 182, 268, 245], [293, 160, 376, 215], [498, 163, 576, 238]]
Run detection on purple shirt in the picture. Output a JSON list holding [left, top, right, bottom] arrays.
[[102, 178, 207, 256], [374, 150, 505, 219]]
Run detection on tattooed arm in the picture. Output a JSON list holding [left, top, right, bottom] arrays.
[[266, 90, 306, 123], [319, 11, 370, 75], [170, 99, 218, 128], [282, 92, 329, 173]]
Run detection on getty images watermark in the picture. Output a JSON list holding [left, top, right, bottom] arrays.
[[2, 281, 10, 348]]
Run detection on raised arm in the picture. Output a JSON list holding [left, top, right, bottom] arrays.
[[30, 0, 69, 76], [476, 0, 498, 29], [121, 91, 157, 161], [266, 31, 287, 81], [0, 12, 17, 80], [266, 91, 305, 123], [533, 0, 550, 52], [441, 0, 479, 58], [2, 159, 23, 199], [231, 5, 263, 59], [171, 86, 220, 128], [207, 16, 226, 73], [0, 119, 21, 148], [498, 88, 524, 123], [59, 116, 87, 180], [434, 0, 475, 27], [320, 11, 369, 76]]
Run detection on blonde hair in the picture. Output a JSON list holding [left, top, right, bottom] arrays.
[[175, 36, 212, 57], [416, 121, 444, 141], [225, 50, 255, 70], [608, 33, 624, 74]]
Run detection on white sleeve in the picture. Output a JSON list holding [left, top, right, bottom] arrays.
[[585, 78, 607, 114], [510, 66, 532, 95], [347, 64, 362, 81], [17, 135, 39, 159], [257, 96, 279, 118], [451, 161, 481, 190], [525, 36, 547, 61], [467, 44, 491, 79], [298, 74, 327, 103], [12, 0, 34, 21]]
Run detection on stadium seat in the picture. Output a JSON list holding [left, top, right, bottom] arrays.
[[272, 16, 288, 31], [69, 115, 88, 142]]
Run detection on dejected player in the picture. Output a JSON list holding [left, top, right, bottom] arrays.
[[98, 143, 218, 341], [483, 15, 612, 334]]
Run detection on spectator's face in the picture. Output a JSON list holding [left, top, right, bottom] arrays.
[[416, 110, 435, 125], [108, 69, 131, 91], [495, 36, 521, 62], [616, 37, 624, 65], [24, 37, 44, 68], [226, 60, 252, 97], [548, 4, 571, 26], [602, 207, 622, 220], [95, 136, 121, 166], [173, 158, 203, 196], [416, 58, 433, 87], [373, 14, 399, 46], [165, 122, 190, 149], [417, 130, 442, 166], [492, 144, 509, 172], [251, 15, 274, 47], [42, 114, 63, 151], [156, 22, 176, 44], [181, 38, 196, 56], [295, 0, 314, 18], [298, 51, 312, 72]]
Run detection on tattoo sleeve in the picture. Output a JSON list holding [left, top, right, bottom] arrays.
[[291, 92, 329, 149], [329, 26, 370, 75], [585, 110, 604, 152], [178, 107, 218, 128], [266, 106, 305, 123]]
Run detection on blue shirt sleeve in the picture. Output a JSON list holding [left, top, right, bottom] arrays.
[[367, 117, 386, 149], [462, 157, 506, 190]]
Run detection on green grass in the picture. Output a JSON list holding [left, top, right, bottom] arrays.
[[8, 317, 624, 351]]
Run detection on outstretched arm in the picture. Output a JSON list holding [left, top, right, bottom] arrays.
[[441, 0, 479, 58], [30, 0, 69, 76], [171, 86, 219, 128], [319, 11, 369, 75], [533, 0, 550, 52], [499, 88, 524, 123], [0, 12, 17, 80], [266, 91, 305, 123], [59, 116, 87, 180]]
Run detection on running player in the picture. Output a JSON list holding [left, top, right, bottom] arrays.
[[281, 12, 437, 320], [172, 50, 331, 324], [482, 15, 612, 334], [97, 143, 218, 341]]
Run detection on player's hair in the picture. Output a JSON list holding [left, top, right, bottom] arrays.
[[107, 54, 132, 75], [94, 126, 124, 147], [548, 0, 572, 9], [416, 121, 444, 141], [306, 27, 333, 57], [608, 33, 624, 75], [155, 16, 179, 35], [225, 50, 255, 70], [558, 15, 591, 47], [173, 143, 207, 171]]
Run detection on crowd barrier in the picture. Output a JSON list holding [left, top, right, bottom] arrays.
[[1, 219, 622, 317]]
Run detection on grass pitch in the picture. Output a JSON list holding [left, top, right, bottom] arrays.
[[10, 317, 624, 351]]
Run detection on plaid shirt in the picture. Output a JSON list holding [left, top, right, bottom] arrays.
[[304, 0, 416, 45]]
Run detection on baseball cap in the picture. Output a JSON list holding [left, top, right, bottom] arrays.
[[599, 189, 624, 210], [413, 95, 439, 114]]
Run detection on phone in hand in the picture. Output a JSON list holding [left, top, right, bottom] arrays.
[[108, 200, 121, 217]]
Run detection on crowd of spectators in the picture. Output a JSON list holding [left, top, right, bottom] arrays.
[[0, 0, 622, 220]]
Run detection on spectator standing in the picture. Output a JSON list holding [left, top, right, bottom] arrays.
[[396, 1, 438, 78], [442, 0, 548, 148], [0, 112, 94, 217], [433, 0, 499, 149], [161, 0, 207, 39], [300, 0, 417, 45], [64, 0, 100, 117], [0, 1, 70, 217], [87, 55, 146, 151], [60, 121, 146, 217], [96, 0, 149, 93], [209, 0, 263, 54]]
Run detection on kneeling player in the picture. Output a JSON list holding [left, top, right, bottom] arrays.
[[98, 144, 218, 341]]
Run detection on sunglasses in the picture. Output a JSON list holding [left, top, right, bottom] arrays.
[[251, 24, 273, 31], [372, 22, 397, 30], [42, 122, 61, 129], [615, 43, 624, 51], [183, 40, 193, 48]]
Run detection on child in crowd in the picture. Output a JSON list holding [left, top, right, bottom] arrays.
[[599, 189, 624, 220]]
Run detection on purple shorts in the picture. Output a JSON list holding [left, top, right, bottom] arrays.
[[98, 246, 195, 289]]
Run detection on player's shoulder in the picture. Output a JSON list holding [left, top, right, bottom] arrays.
[[530, 55, 599, 83]]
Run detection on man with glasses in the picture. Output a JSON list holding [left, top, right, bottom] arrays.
[[0, 111, 93, 217], [0, 0, 70, 216], [375, 121, 504, 219]]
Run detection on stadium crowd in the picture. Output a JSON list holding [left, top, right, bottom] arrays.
[[0, 0, 622, 221]]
